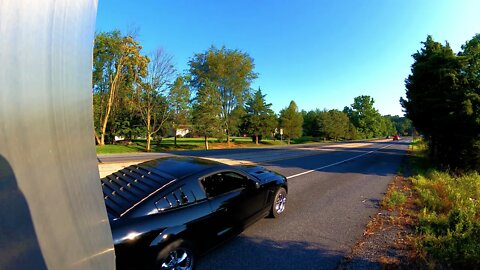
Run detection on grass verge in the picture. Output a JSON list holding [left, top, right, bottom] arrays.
[[96, 137, 286, 154], [410, 139, 480, 269]]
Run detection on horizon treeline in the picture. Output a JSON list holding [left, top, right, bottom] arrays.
[[92, 29, 410, 151]]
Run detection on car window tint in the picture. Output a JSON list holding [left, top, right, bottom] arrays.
[[155, 187, 196, 211], [202, 171, 247, 197]]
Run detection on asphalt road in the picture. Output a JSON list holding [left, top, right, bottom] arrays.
[[194, 139, 410, 270]]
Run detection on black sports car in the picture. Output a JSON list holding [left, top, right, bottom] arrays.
[[101, 156, 288, 270]]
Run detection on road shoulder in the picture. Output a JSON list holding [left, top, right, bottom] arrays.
[[337, 155, 426, 270]]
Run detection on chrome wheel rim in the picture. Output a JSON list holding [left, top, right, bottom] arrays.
[[160, 248, 193, 270], [275, 191, 287, 214]]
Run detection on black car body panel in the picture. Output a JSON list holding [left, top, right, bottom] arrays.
[[102, 156, 287, 270]]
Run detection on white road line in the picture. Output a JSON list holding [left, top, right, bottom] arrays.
[[286, 144, 393, 179]]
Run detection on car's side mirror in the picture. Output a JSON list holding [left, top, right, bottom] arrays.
[[248, 179, 260, 189]]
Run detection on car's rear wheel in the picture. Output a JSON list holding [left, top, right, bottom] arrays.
[[155, 239, 195, 270], [270, 187, 287, 218]]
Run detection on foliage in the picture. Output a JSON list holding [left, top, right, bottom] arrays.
[[384, 190, 406, 208], [279, 101, 303, 144], [344, 95, 387, 138], [135, 48, 175, 151], [318, 109, 351, 141], [385, 115, 413, 135], [93, 30, 148, 145], [302, 109, 361, 140], [302, 109, 322, 137], [410, 141, 480, 268], [168, 75, 191, 146], [242, 88, 277, 144], [92, 29, 409, 150], [188, 46, 258, 144], [110, 109, 144, 140], [401, 34, 480, 170], [191, 80, 223, 149]]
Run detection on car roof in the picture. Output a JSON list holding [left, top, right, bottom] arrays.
[[141, 156, 225, 179], [101, 156, 225, 220]]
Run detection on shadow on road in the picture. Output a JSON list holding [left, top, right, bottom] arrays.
[[197, 234, 386, 270], [197, 235, 343, 270]]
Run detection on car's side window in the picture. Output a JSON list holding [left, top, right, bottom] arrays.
[[201, 171, 247, 198], [155, 187, 196, 211]]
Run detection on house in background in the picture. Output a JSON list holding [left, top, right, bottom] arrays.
[[168, 124, 191, 137]]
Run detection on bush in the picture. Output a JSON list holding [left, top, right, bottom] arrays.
[[413, 170, 480, 268], [385, 190, 406, 208]]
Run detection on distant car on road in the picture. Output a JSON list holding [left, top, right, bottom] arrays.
[[393, 135, 400, 141], [102, 156, 288, 270]]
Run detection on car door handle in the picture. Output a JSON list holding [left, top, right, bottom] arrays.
[[216, 207, 228, 213]]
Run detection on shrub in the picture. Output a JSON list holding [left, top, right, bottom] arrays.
[[413, 170, 480, 268], [385, 190, 406, 208]]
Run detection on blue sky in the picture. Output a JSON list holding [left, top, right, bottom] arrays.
[[96, 0, 480, 116]]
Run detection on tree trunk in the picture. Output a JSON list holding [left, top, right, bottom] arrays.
[[255, 135, 259, 145], [288, 138, 291, 145], [99, 60, 123, 146], [100, 133, 105, 146], [204, 135, 209, 150], [227, 129, 231, 146], [174, 129, 177, 147], [146, 115, 151, 152], [146, 134, 151, 152], [94, 130, 101, 145]]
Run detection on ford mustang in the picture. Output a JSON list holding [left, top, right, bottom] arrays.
[[101, 156, 288, 270]]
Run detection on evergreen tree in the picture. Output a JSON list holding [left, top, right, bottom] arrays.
[[243, 88, 276, 144], [401, 35, 468, 168], [279, 101, 303, 144]]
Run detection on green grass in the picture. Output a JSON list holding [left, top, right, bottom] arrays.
[[410, 139, 480, 268], [96, 144, 144, 154], [96, 136, 288, 154], [96, 135, 357, 154]]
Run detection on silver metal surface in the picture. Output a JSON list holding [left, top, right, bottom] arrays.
[[0, 1, 115, 269], [275, 191, 287, 214]]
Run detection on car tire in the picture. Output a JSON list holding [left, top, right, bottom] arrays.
[[155, 239, 195, 270], [270, 187, 287, 218]]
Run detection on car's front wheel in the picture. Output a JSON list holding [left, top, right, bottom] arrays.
[[155, 239, 195, 270], [270, 187, 287, 218]]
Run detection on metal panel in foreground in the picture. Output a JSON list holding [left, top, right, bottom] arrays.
[[0, 1, 115, 269]]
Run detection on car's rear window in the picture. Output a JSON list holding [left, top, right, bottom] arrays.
[[101, 164, 175, 219]]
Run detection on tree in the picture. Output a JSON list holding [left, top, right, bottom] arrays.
[[168, 75, 191, 147], [401, 35, 467, 168], [135, 48, 175, 152], [279, 101, 303, 144], [379, 116, 397, 137], [385, 115, 412, 135], [344, 95, 382, 138], [243, 88, 276, 144], [459, 34, 480, 169], [189, 46, 258, 145], [191, 80, 223, 150], [302, 109, 322, 137], [93, 30, 148, 146], [319, 109, 350, 141]]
